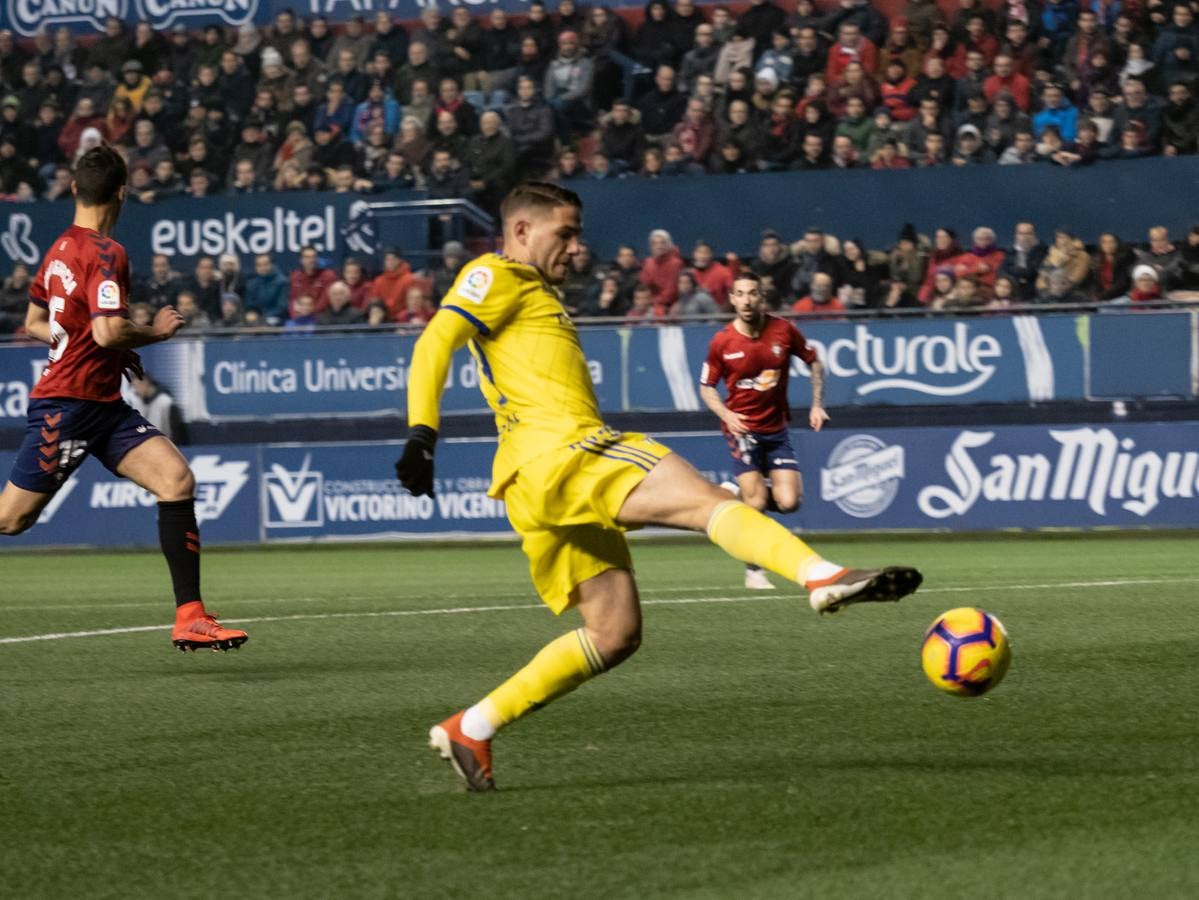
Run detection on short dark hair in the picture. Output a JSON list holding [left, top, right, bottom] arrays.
[[73, 144, 127, 206], [732, 270, 761, 286], [500, 181, 583, 222]]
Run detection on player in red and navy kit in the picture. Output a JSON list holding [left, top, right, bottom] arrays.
[[699, 271, 829, 590], [0, 146, 247, 652]]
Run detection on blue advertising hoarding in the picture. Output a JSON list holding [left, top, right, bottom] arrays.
[[1, 193, 395, 280], [0, 443, 260, 547], [260, 439, 510, 539], [9, 161, 1199, 280], [1, 312, 1193, 429], [2, 421, 1198, 549]]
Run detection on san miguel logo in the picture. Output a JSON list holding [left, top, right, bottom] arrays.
[[6, 0, 256, 36], [820, 434, 905, 519]]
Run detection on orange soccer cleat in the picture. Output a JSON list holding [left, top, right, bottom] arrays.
[[172, 601, 249, 652], [807, 566, 923, 615], [428, 710, 495, 792]]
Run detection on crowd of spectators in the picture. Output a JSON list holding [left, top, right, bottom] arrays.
[[3, 0, 1199, 207], [5, 218, 1195, 336]]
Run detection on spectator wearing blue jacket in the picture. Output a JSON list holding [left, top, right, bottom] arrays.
[[350, 79, 401, 143], [243, 254, 290, 324], [756, 30, 795, 84], [1152, 5, 1199, 85], [313, 81, 355, 136], [1040, 0, 1080, 55], [1090, 0, 1123, 33], [1033, 83, 1078, 141]]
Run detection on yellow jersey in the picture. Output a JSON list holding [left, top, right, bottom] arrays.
[[440, 253, 604, 496]]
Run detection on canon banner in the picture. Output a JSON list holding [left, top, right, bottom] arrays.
[[2, 422, 1198, 549], [0, 0, 590, 37]]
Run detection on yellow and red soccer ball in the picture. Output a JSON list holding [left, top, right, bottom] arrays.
[[921, 607, 1011, 696]]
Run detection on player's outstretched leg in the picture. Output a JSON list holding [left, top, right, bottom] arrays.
[[720, 481, 775, 590], [623, 454, 922, 613], [116, 437, 248, 651], [429, 568, 636, 791]]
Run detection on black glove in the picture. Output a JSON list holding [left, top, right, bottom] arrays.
[[396, 425, 438, 497]]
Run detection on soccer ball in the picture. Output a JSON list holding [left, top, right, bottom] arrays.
[[921, 607, 1011, 697]]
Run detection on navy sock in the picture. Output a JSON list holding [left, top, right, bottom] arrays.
[[158, 498, 201, 607]]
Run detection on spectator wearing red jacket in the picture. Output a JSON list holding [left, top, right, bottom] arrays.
[[289, 245, 337, 317], [395, 283, 436, 325], [625, 283, 667, 324], [690, 240, 734, 306], [791, 272, 846, 314], [827, 22, 877, 86], [368, 248, 422, 320], [918, 227, 963, 303], [639, 229, 685, 310], [984, 54, 1031, 111], [880, 61, 918, 121], [340, 257, 373, 309], [57, 97, 108, 160], [950, 15, 999, 71], [951, 227, 1006, 299]]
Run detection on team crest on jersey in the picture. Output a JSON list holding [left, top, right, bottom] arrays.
[[456, 266, 493, 305], [97, 280, 121, 310], [772, 343, 783, 357]]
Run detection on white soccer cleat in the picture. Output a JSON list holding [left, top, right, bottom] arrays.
[[744, 567, 775, 590], [807, 567, 923, 615]]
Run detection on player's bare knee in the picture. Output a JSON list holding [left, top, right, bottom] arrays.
[[154, 466, 195, 502], [0, 510, 36, 535], [775, 490, 802, 514], [743, 491, 769, 512], [594, 619, 642, 668]]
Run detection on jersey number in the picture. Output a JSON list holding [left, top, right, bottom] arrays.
[[48, 296, 69, 363]]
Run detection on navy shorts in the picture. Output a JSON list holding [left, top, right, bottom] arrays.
[[8, 398, 160, 494], [725, 429, 801, 477]]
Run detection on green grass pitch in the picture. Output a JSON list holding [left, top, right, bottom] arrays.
[[2, 534, 1198, 898]]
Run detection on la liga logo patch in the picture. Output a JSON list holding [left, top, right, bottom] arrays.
[[96, 280, 121, 310], [456, 266, 493, 305]]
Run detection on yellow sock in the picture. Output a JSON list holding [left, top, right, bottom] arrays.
[[475, 628, 606, 732], [706, 500, 836, 585]]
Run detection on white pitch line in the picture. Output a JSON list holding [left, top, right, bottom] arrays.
[[0, 584, 735, 613], [1, 576, 1197, 646]]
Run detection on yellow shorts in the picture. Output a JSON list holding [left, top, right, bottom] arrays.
[[502, 427, 672, 614]]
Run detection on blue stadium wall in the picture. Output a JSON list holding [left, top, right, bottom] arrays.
[[5, 160, 1199, 278]]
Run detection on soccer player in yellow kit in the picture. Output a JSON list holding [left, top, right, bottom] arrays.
[[397, 182, 922, 792]]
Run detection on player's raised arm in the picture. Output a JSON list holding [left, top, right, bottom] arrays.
[[395, 307, 479, 497], [93, 306, 184, 350]]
